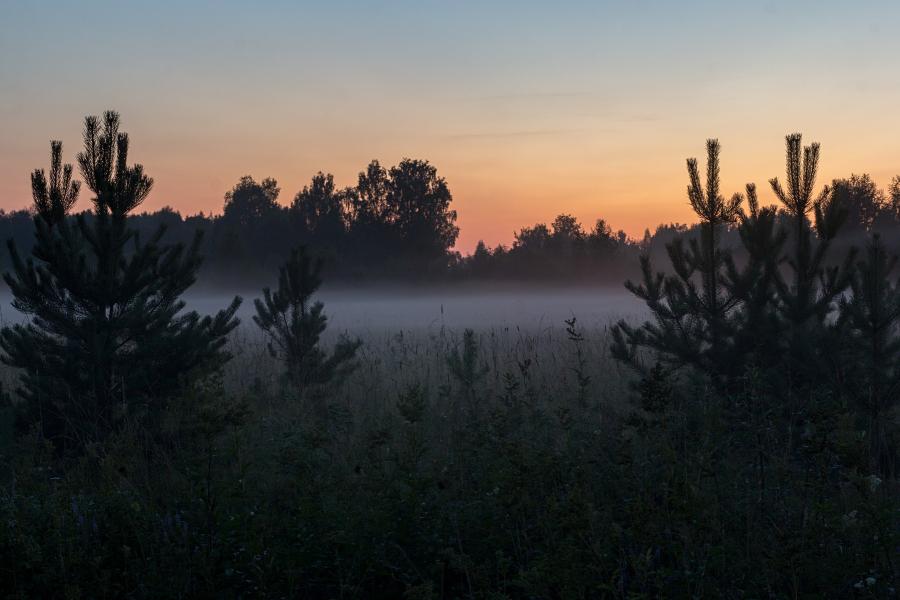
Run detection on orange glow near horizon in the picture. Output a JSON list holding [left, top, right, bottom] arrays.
[[3, 2, 900, 254], [3, 116, 899, 254]]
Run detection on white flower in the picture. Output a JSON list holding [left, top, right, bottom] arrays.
[[867, 475, 882, 493]]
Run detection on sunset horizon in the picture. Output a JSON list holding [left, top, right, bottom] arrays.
[[7, 118, 899, 253], [4, 1, 900, 252]]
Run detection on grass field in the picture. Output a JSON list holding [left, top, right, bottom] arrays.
[[0, 301, 897, 598]]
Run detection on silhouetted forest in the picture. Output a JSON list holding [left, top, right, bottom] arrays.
[[0, 113, 898, 598], [3, 161, 900, 286]]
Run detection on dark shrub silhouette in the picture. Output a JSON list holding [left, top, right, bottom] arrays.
[[837, 235, 900, 477]]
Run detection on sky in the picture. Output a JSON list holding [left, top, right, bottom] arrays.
[[2, 0, 900, 252]]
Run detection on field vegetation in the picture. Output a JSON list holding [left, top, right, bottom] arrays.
[[0, 114, 896, 598]]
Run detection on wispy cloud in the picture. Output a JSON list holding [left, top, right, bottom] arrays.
[[442, 128, 583, 140], [474, 92, 595, 102]]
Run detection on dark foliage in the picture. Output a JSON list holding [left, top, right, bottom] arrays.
[[613, 133, 899, 480], [837, 235, 900, 477], [6, 144, 900, 286], [253, 246, 361, 390], [610, 139, 757, 384], [0, 112, 241, 449]]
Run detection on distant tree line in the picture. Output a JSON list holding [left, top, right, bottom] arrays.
[[2, 154, 900, 286], [464, 171, 900, 282], [0, 158, 459, 286]]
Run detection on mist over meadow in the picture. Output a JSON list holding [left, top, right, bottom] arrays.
[[3, 1, 900, 595], [0, 285, 641, 334]]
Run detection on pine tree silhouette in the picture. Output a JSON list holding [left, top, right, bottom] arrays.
[[253, 246, 361, 390], [0, 111, 241, 449], [722, 183, 785, 370], [769, 134, 853, 334], [837, 235, 900, 478], [766, 134, 855, 434], [610, 133, 900, 479], [30, 141, 80, 226], [613, 135, 857, 394], [611, 139, 744, 384]]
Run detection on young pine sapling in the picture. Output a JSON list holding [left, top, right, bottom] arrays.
[[253, 246, 361, 391], [1, 112, 241, 449]]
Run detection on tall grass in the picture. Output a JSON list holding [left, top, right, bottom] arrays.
[[0, 320, 896, 598]]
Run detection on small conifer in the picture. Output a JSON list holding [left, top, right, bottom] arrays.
[[1, 111, 241, 448]]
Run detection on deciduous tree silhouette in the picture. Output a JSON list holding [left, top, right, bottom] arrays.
[[387, 159, 459, 267], [291, 172, 346, 252], [832, 173, 884, 232], [222, 176, 280, 227], [0, 111, 241, 449]]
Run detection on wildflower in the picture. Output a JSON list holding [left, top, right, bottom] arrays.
[[866, 474, 882, 493]]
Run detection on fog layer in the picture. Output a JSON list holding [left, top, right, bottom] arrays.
[[0, 286, 644, 333]]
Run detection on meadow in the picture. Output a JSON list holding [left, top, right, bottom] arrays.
[[1, 289, 895, 598]]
